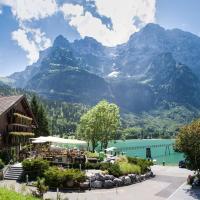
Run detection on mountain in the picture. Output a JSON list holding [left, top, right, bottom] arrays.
[[116, 23, 200, 77], [6, 23, 200, 112], [109, 52, 200, 112], [146, 53, 200, 107], [25, 37, 113, 104]]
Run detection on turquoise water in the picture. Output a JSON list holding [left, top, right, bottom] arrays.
[[108, 139, 184, 166]]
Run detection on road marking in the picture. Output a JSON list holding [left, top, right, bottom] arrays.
[[166, 181, 186, 200]]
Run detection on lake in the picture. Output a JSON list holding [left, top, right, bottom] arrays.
[[108, 139, 184, 166]]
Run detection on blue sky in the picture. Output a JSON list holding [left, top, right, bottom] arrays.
[[0, 0, 200, 76]]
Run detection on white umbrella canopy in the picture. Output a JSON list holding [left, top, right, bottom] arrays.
[[31, 136, 86, 145], [105, 147, 118, 152], [32, 140, 46, 144]]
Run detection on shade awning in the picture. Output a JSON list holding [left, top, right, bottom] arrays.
[[32, 140, 47, 144], [105, 147, 118, 152], [31, 136, 86, 145]]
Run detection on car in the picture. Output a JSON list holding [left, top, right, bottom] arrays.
[[179, 160, 186, 168]]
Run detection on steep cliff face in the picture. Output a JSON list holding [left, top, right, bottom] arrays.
[[7, 23, 200, 110]]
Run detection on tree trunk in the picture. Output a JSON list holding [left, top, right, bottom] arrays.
[[103, 141, 108, 149], [91, 140, 96, 152]]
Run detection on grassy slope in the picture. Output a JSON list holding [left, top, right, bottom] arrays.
[[0, 188, 39, 200]]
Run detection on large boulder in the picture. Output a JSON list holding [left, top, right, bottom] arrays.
[[128, 174, 137, 183], [113, 178, 123, 187], [150, 171, 155, 178], [91, 180, 103, 188], [89, 176, 96, 182], [119, 176, 125, 183], [135, 175, 142, 182], [66, 180, 74, 187], [95, 173, 105, 181], [80, 181, 90, 189], [104, 175, 115, 180], [103, 180, 115, 188], [140, 175, 146, 181], [124, 176, 132, 185], [145, 171, 153, 179]]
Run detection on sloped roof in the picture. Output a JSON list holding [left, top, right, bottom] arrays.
[[0, 95, 23, 115]]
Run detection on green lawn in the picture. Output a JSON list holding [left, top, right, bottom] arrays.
[[0, 188, 39, 200]]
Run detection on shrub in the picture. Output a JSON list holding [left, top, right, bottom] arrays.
[[107, 163, 122, 177], [127, 157, 153, 174], [118, 162, 141, 175], [0, 159, 5, 170], [99, 162, 112, 171], [116, 156, 128, 163], [0, 151, 10, 164], [85, 151, 99, 159], [44, 167, 86, 188], [22, 158, 49, 180], [33, 177, 48, 198], [85, 162, 100, 169]]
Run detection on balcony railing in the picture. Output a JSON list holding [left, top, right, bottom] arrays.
[[8, 123, 33, 132], [13, 113, 33, 126]]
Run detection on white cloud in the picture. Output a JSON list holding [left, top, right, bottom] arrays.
[[0, 0, 58, 21], [0, 0, 56, 64], [60, 4, 84, 18], [12, 27, 51, 64], [60, 0, 156, 46], [1, 0, 156, 64]]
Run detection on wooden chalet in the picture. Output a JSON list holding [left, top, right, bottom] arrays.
[[0, 95, 37, 161]]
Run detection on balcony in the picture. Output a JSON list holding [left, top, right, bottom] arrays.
[[8, 124, 33, 133], [13, 113, 33, 126]]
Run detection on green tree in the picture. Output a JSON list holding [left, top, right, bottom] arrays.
[[38, 105, 50, 136], [77, 100, 120, 151], [176, 119, 200, 173], [31, 95, 50, 137], [31, 95, 39, 120]]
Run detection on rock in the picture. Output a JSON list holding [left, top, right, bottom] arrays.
[[95, 173, 105, 181], [66, 180, 74, 187], [141, 175, 146, 181], [135, 175, 142, 182], [91, 180, 103, 188], [113, 178, 123, 186], [145, 172, 152, 179], [104, 174, 115, 180], [89, 176, 96, 182], [149, 171, 155, 177], [80, 181, 90, 189], [119, 176, 125, 184], [124, 176, 132, 185], [128, 174, 136, 183], [103, 180, 115, 188]]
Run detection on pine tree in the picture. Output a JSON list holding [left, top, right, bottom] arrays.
[[38, 105, 50, 136], [31, 95, 50, 137]]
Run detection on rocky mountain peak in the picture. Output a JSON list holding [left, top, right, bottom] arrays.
[[53, 35, 70, 49]]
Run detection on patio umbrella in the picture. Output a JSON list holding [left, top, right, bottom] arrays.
[[32, 136, 86, 145]]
